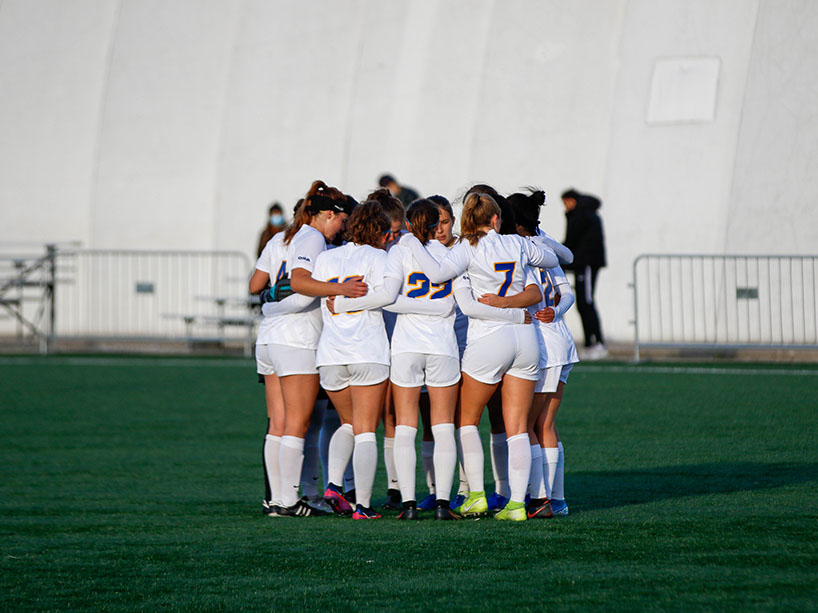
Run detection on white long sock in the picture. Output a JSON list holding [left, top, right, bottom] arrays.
[[455, 435, 469, 495], [394, 425, 417, 503], [543, 447, 559, 499], [383, 436, 399, 492], [327, 423, 354, 487], [490, 432, 510, 498], [552, 441, 565, 500], [263, 435, 281, 504], [353, 432, 378, 508], [431, 423, 456, 502], [421, 440, 436, 494], [507, 433, 531, 504], [458, 425, 484, 494], [528, 444, 546, 499], [278, 435, 305, 507], [319, 405, 341, 489], [300, 399, 325, 498]]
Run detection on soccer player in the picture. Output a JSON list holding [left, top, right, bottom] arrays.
[[398, 192, 559, 521]]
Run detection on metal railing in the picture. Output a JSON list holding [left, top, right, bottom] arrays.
[[632, 254, 818, 360], [0, 245, 258, 354]]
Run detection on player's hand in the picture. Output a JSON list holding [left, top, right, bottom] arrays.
[[534, 307, 555, 323], [326, 295, 336, 314], [339, 276, 367, 298], [523, 310, 532, 324], [478, 293, 508, 308]]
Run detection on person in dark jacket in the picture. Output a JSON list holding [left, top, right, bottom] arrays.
[[378, 174, 420, 210], [256, 202, 286, 258], [562, 188, 607, 358]]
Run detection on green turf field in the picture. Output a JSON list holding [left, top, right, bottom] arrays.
[[1, 356, 817, 610]]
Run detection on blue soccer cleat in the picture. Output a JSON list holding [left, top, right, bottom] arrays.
[[417, 494, 437, 510], [550, 498, 569, 516], [486, 492, 509, 511]]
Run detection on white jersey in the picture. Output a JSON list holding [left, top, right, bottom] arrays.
[[529, 232, 579, 367], [266, 224, 326, 349], [387, 241, 459, 359], [254, 232, 288, 346], [313, 242, 390, 367]]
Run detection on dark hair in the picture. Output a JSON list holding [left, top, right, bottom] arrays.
[[507, 190, 545, 236], [346, 201, 390, 248], [378, 174, 396, 187], [284, 180, 350, 245], [268, 202, 283, 215], [428, 194, 455, 221], [405, 199, 440, 244], [561, 188, 580, 200], [460, 193, 501, 246], [463, 184, 515, 234], [366, 188, 404, 223]]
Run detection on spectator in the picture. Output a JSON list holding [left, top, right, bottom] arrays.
[[256, 202, 286, 258], [378, 174, 420, 210], [561, 188, 607, 358]]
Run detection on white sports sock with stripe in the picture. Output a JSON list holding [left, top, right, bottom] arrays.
[[552, 442, 565, 500], [383, 436, 399, 492], [543, 446, 559, 499], [421, 440, 436, 494], [431, 423, 456, 502], [394, 425, 418, 503], [528, 444, 547, 499], [353, 432, 378, 508], [278, 435, 305, 508], [490, 432, 510, 498], [327, 423, 354, 487], [507, 433, 531, 504], [458, 425, 484, 494], [264, 434, 281, 504]]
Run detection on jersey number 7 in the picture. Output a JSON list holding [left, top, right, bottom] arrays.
[[494, 262, 516, 297]]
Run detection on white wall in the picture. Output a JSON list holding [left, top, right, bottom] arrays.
[[2, 0, 817, 342]]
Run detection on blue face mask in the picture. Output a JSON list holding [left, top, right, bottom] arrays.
[[270, 214, 284, 226]]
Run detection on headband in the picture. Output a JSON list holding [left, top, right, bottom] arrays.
[[308, 193, 357, 216]]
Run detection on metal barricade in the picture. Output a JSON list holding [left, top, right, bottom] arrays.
[[632, 254, 818, 360]]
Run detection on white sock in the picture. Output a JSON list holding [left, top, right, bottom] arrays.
[[506, 433, 531, 504], [353, 432, 378, 509], [543, 447, 559, 499], [421, 440, 436, 494], [431, 423, 456, 503], [458, 425, 484, 494], [552, 441, 565, 501], [383, 436, 399, 492], [278, 435, 305, 507], [343, 460, 355, 493], [490, 432, 510, 498], [394, 425, 417, 503], [263, 434, 281, 504], [455, 435, 469, 495], [327, 423, 354, 488], [300, 400, 325, 498], [319, 405, 341, 489], [528, 444, 546, 499]]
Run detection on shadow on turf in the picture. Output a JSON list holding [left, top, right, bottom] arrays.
[[570, 462, 818, 512]]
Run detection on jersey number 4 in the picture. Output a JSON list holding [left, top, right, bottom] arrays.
[[406, 272, 452, 299]]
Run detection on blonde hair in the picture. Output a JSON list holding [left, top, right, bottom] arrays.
[[460, 192, 501, 246]]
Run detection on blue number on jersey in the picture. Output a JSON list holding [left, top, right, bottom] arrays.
[[430, 279, 452, 299], [407, 272, 430, 298], [326, 275, 362, 314], [540, 269, 557, 308], [275, 261, 287, 282], [494, 262, 516, 297]]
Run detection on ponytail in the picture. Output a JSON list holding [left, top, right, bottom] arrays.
[[460, 193, 501, 246], [405, 199, 440, 245]]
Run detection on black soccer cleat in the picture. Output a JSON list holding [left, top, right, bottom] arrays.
[[434, 500, 461, 520], [396, 501, 419, 520], [273, 498, 329, 517], [344, 489, 357, 505], [381, 488, 402, 510], [526, 498, 554, 519]]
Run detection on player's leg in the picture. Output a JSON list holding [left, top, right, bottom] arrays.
[[323, 387, 355, 514], [428, 378, 459, 519], [391, 382, 421, 519], [418, 392, 437, 510], [487, 387, 509, 510], [526, 391, 552, 518], [381, 382, 401, 509], [300, 396, 328, 510], [454, 373, 497, 516], [351, 377, 389, 519], [262, 372, 285, 513]]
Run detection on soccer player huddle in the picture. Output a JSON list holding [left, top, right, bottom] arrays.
[[250, 180, 577, 521]]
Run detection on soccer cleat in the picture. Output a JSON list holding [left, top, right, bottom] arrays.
[[417, 494, 437, 511], [486, 492, 509, 511], [551, 499, 569, 516], [305, 495, 333, 514], [323, 483, 353, 515], [396, 501, 419, 520], [273, 498, 329, 517], [381, 488, 402, 510], [434, 502, 461, 520], [352, 504, 382, 520], [344, 489, 357, 504], [449, 493, 467, 511], [495, 501, 527, 522], [262, 499, 272, 515], [526, 498, 553, 519], [454, 491, 488, 517]]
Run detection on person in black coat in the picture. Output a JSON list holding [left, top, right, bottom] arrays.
[[562, 188, 607, 356]]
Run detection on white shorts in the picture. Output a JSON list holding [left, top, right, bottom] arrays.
[[390, 353, 461, 388], [535, 362, 574, 394], [318, 363, 390, 391], [256, 343, 317, 377], [461, 325, 541, 385]]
